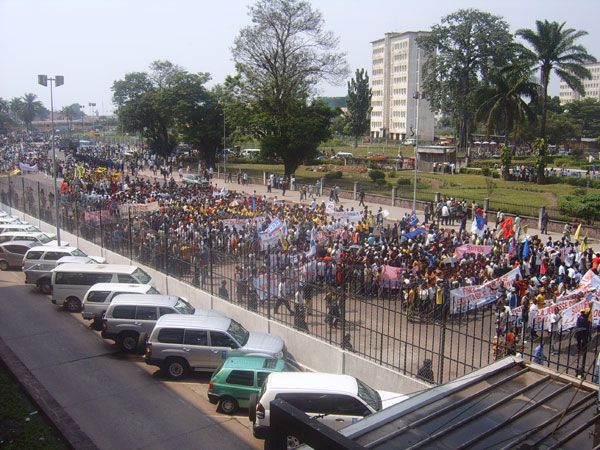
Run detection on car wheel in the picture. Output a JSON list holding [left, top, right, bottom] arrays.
[[218, 396, 239, 415], [118, 332, 139, 353], [65, 296, 81, 312], [248, 394, 258, 422], [163, 358, 189, 380], [287, 436, 301, 449], [39, 279, 52, 295], [0, 260, 8, 271]]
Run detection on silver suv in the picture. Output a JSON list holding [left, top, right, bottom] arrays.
[[0, 241, 36, 270], [145, 315, 286, 380], [101, 295, 223, 353]]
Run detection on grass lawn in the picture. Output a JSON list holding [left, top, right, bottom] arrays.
[[0, 365, 67, 449], [221, 162, 598, 219]]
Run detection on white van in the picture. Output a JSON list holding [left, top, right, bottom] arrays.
[[81, 283, 160, 325], [0, 224, 41, 234], [335, 152, 354, 159], [0, 231, 67, 247], [23, 245, 104, 272], [51, 264, 154, 312], [0, 216, 23, 224]]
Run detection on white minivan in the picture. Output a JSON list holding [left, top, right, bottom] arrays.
[[51, 264, 154, 312], [81, 283, 160, 326]]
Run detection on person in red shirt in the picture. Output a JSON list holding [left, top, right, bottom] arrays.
[[592, 253, 600, 271]]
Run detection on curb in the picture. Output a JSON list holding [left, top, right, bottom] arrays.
[[0, 336, 98, 450]]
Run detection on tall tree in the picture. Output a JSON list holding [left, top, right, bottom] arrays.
[[516, 20, 596, 139], [346, 69, 372, 147], [565, 98, 600, 138], [21, 93, 44, 131], [417, 9, 514, 150], [232, 0, 348, 176], [475, 66, 538, 141]]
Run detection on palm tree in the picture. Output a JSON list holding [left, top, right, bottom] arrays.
[[476, 66, 538, 142], [516, 20, 596, 181], [21, 93, 44, 131], [60, 105, 75, 132], [9, 97, 24, 122]]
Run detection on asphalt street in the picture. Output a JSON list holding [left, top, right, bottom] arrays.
[[0, 269, 259, 450]]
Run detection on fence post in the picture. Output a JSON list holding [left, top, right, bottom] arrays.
[[353, 182, 358, 200], [340, 262, 347, 349], [392, 187, 397, 207], [483, 198, 489, 212], [208, 236, 213, 296], [128, 207, 133, 260], [435, 192, 440, 202], [263, 171, 267, 186], [266, 245, 271, 322], [99, 207, 104, 252], [538, 206, 545, 230], [37, 181, 41, 229], [319, 178, 324, 197], [21, 177, 25, 212], [437, 308, 447, 384]]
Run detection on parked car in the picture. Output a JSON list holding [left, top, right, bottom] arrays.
[[144, 315, 285, 379], [24, 256, 97, 293], [0, 241, 37, 270], [101, 295, 224, 353], [182, 174, 209, 187], [208, 356, 297, 414], [0, 216, 23, 224], [81, 283, 160, 328], [0, 231, 68, 247], [51, 264, 153, 312], [250, 372, 408, 447]]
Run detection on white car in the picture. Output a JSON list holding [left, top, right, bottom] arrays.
[[182, 174, 209, 187], [250, 372, 408, 447], [0, 231, 68, 247]]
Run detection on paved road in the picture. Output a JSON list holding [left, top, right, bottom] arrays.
[[0, 269, 260, 450]]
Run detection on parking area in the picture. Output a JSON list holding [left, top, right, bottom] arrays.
[[0, 269, 260, 450]]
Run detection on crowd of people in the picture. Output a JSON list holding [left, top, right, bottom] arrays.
[[1, 133, 598, 380]]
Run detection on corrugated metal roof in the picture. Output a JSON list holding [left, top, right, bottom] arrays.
[[342, 357, 599, 449]]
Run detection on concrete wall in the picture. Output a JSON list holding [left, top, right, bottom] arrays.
[[8, 206, 430, 394]]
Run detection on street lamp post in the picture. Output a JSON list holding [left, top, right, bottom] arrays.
[[412, 51, 421, 211], [89, 102, 96, 132], [222, 109, 227, 177], [38, 74, 64, 244]]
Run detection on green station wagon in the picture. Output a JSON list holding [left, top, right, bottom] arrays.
[[208, 356, 297, 414]]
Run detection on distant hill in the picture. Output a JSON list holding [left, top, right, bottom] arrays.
[[318, 96, 347, 109]]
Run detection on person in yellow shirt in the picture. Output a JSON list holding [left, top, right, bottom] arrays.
[[535, 287, 546, 309]]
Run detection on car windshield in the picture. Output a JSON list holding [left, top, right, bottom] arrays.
[[173, 297, 195, 315], [227, 320, 249, 346], [71, 248, 87, 257], [133, 268, 151, 284], [148, 287, 160, 295], [37, 234, 51, 244], [356, 379, 382, 412]]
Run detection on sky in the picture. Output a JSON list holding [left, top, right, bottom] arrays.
[[1, 0, 597, 115]]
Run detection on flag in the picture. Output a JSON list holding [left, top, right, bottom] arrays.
[[581, 232, 588, 252], [508, 237, 514, 255], [500, 217, 514, 239], [522, 239, 530, 259], [408, 211, 419, 227], [306, 227, 317, 258], [251, 196, 256, 212], [402, 227, 426, 240], [574, 223, 582, 241]]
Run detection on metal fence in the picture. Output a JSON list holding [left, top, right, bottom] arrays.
[[0, 174, 598, 384]]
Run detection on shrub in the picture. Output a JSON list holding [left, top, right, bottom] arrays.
[[369, 169, 386, 182], [396, 178, 411, 186], [481, 167, 491, 177], [387, 169, 397, 178], [559, 193, 600, 222], [374, 178, 387, 186], [324, 170, 343, 180]]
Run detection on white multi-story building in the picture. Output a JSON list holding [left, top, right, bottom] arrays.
[[370, 31, 434, 142], [559, 62, 600, 103]]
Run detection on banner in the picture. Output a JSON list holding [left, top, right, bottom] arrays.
[[559, 299, 600, 330], [380, 265, 406, 289], [220, 217, 265, 231], [325, 201, 336, 214], [19, 162, 38, 172], [329, 210, 363, 223], [450, 267, 521, 314], [316, 227, 345, 243], [118, 202, 160, 217], [253, 273, 279, 301], [454, 244, 492, 259], [84, 210, 117, 225]]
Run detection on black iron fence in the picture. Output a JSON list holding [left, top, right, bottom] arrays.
[[0, 174, 598, 384]]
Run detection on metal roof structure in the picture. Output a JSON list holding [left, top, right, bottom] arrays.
[[339, 357, 599, 449]]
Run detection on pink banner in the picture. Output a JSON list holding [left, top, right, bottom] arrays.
[[380, 265, 405, 289], [454, 244, 492, 259]]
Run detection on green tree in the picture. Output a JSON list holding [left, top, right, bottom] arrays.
[[0, 97, 13, 131], [534, 138, 549, 182], [546, 111, 581, 145], [59, 104, 79, 131], [417, 9, 514, 150], [475, 66, 538, 141], [9, 97, 24, 123], [565, 98, 600, 138], [21, 93, 44, 131], [499, 144, 512, 180], [516, 21, 596, 141], [346, 68, 372, 147], [231, 0, 348, 176]]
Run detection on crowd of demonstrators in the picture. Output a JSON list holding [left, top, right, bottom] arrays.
[[2, 139, 598, 375]]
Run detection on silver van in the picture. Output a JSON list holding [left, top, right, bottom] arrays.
[[51, 264, 153, 312], [101, 295, 223, 353], [82, 283, 160, 326], [0, 241, 37, 270], [144, 315, 285, 379], [0, 223, 41, 234], [0, 231, 67, 247]]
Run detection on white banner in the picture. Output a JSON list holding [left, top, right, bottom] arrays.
[[118, 202, 160, 217]]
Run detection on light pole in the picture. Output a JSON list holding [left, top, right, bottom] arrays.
[[222, 109, 227, 176], [89, 102, 96, 132], [412, 50, 421, 211], [38, 74, 64, 244]]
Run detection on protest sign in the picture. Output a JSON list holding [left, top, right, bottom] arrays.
[[454, 244, 492, 259], [84, 210, 117, 225], [450, 267, 520, 314], [380, 265, 405, 289], [118, 202, 159, 217]]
